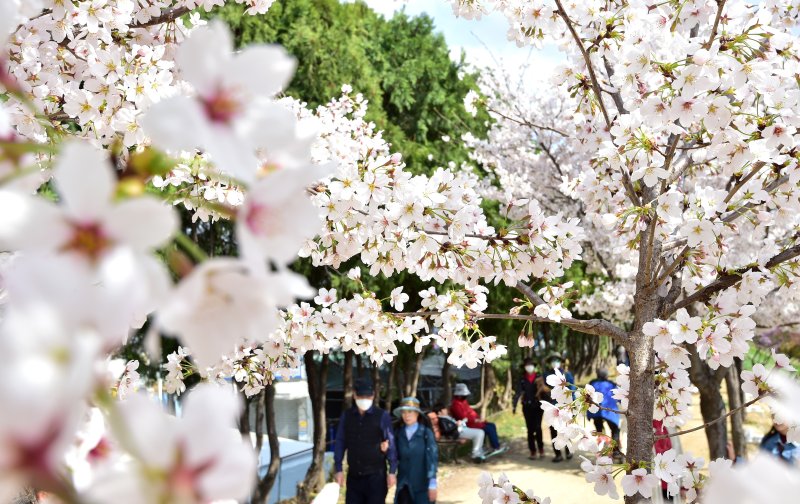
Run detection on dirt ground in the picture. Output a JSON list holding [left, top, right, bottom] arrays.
[[383, 392, 772, 504], [320, 391, 772, 504]]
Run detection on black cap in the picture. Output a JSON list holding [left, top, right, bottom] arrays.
[[354, 378, 374, 396]]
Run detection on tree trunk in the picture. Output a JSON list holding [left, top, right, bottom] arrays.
[[12, 489, 38, 504], [239, 393, 251, 437], [736, 358, 747, 422], [371, 362, 381, 401], [624, 228, 662, 504], [689, 348, 728, 460], [252, 386, 281, 503], [624, 330, 655, 504], [699, 380, 728, 459], [343, 351, 354, 410], [408, 348, 426, 397], [385, 359, 397, 411], [473, 363, 487, 409], [298, 353, 329, 502], [726, 364, 747, 460], [440, 351, 452, 406], [499, 365, 513, 410], [480, 365, 496, 419]]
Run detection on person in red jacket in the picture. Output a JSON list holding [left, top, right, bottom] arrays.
[[450, 383, 503, 452]]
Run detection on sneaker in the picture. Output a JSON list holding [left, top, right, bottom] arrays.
[[538, 450, 546, 459], [566, 451, 573, 460], [472, 455, 486, 464], [552, 454, 564, 463], [528, 453, 537, 460]]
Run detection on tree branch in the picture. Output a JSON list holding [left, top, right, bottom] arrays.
[[704, 0, 727, 50], [667, 241, 800, 315], [394, 309, 629, 343], [130, 6, 191, 28], [655, 392, 767, 440]]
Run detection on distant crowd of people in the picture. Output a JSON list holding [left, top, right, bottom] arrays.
[[331, 351, 798, 504]]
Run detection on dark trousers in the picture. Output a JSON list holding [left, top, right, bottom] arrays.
[[593, 417, 621, 449], [483, 422, 500, 449], [549, 426, 572, 457], [522, 404, 544, 452], [345, 472, 387, 504]]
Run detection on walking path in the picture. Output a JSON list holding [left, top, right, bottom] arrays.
[[431, 438, 602, 504]]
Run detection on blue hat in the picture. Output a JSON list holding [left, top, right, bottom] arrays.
[[354, 378, 374, 396], [393, 397, 423, 418]]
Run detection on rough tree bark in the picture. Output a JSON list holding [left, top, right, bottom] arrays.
[[689, 348, 728, 460], [440, 350, 452, 406], [239, 392, 251, 438], [343, 350, 354, 410], [297, 352, 329, 502], [371, 362, 381, 401], [252, 386, 281, 503], [385, 359, 397, 411], [479, 365, 496, 419], [499, 366, 513, 410], [726, 363, 747, 460], [408, 347, 426, 397], [12, 489, 38, 504]]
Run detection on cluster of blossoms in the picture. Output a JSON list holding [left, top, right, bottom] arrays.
[[477, 472, 551, 504], [0, 1, 347, 501], [165, 282, 508, 398], [446, 0, 800, 500], [296, 90, 585, 287], [4, 0, 275, 145]]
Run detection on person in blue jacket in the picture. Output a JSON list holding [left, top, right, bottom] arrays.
[[393, 397, 438, 504], [586, 368, 622, 461], [760, 422, 800, 465]]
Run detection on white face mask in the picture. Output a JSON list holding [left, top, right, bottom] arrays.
[[355, 399, 373, 411], [552, 361, 561, 370], [524, 365, 535, 374]]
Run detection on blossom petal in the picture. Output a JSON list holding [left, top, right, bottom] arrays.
[[224, 45, 296, 98], [54, 142, 115, 221], [175, 20, 232, 96], [0, 190, 70, 250], [105, 197, 178, 250], [140, 95, 210, 154]]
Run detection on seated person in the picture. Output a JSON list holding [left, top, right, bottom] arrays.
[[449, 383, 503, 454], [760, 422, 800, 465], [429, 403, 486, 461]]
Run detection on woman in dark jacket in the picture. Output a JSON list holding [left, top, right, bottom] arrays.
[[512, 357, 546, 459], [393, 397, 438, 504]]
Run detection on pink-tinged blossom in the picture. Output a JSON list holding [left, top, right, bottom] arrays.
[[87, 384, 256, 504], [141, 20, 296, 184], [620, 468, 659, 498]]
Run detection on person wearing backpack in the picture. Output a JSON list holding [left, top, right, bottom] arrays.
[[393, 397, 438, 504], [512, 357, 546, 460], [431, 403, 486, 461]]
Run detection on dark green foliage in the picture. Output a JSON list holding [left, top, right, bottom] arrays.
[[210, 0, 489, 175]]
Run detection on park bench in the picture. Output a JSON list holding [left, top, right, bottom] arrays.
[[436, 437, 469, 464]]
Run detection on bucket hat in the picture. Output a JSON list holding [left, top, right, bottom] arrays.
[[453, 383, 471, 396], [393, 397, 423, 418]]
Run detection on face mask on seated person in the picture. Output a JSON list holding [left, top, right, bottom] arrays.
[[355, 399, 373, 411], [524, 365, 535, 374]]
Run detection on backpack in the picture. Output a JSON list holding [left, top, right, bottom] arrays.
[[438, 415, 460, 440]]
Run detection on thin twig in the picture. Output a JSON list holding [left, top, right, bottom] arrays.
[[656, 393, 767, 439], [667, 241, 800, 315], [704, 0, 727, 50], [130, 6, 191, 28], [393, 310, 630, 343]]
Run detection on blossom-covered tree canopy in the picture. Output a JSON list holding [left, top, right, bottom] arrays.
[[0, 1, 800, 504]]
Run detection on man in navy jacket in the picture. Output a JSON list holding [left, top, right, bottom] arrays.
[[334, 379, 397, 504]]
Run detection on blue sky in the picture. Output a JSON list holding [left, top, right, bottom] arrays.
[[347, 0, 564, 81]]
